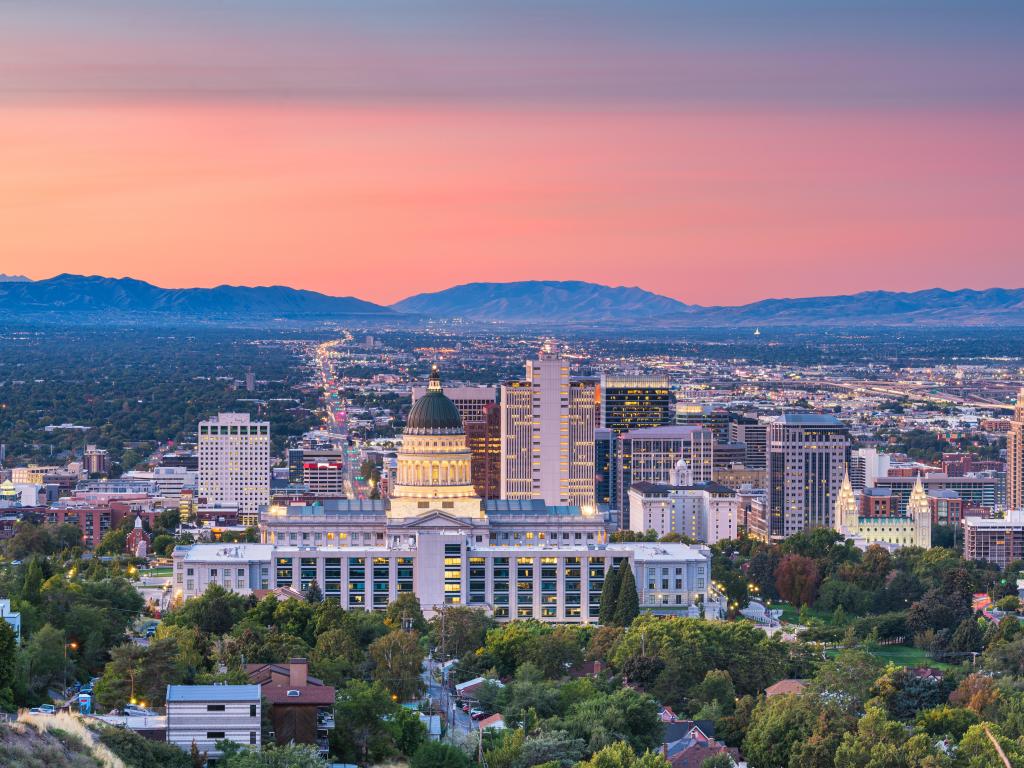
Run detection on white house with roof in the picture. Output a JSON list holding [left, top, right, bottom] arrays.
[[166, 684, 261, 759]]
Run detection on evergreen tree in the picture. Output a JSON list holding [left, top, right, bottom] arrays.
[[22, 558, 43, 603], [598, 564, 622, 625], [613, 566, 640, 627], [304, 581, 324, 604]]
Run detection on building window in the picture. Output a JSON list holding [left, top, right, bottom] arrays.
[[207, 704, 225, 712], [250, 730, 257, 745], [207, 732, 226, 739], [250, 704, 257, 717]]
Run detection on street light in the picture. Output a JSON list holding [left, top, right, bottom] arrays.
[[63, 640, 78, 700]]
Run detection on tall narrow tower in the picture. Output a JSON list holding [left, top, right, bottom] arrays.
[[834, 472, 858, 535], [908, 477, 932, 548], [1007, 388, 1024, 512]]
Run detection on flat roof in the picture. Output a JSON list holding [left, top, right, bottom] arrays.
[[619, 425, 706, 440], [167, 684, 261, 702], [773, 413, 845, 426], [964, 510, 1024, 528], [175, 543, 275, 562]]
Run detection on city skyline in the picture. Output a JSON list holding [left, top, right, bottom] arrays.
[[3, 1, 1024, 305]]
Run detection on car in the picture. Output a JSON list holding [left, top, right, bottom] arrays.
[[470, 709, 489, 720], [461, 703, 470, 713], [30, 704, 56, 715], [124, 705, 157, 716]]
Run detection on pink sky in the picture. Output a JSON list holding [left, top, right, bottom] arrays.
[[2, 103, 1021, 305]]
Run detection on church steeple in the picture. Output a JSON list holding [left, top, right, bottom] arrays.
[[834, 471, 858, 533]]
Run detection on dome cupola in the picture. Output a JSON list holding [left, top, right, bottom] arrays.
[[405, 366, 463, 434]]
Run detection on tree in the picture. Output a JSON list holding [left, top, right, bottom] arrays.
[[166, 582, 248, 635], [96, 637, 183, 709], [955, 723, 1024, 768], [915, 704, 978, 741], [742, 693, 813, 768], [409, 741, 470, 768], [304, 581, 323, 604], [574, 741, 669, 768], [310, 628, 363, 686], [0, 621, 17, 711], [385, 592, 427, 634], [698, 756, 734, 768], [519, 730, 586, 768], [599, 565, 622, 625], [330, 680, 401, 765], [692, 669, 736, 717], [775, 555, 820, 606], [218, 743, 328, 767], [21, 623, 66, 697], [833, 704, 943, 768], [613, 566, 639, 627], [808, 649, 883, 716], [369, 630, 425, 702], [948, 673, 1000, 719], [428, 606, 493, 661], [98, 725, 192, 768], [560, 687, 663, 755]]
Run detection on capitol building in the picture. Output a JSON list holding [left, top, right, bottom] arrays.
[[174, 368, 712, 622]]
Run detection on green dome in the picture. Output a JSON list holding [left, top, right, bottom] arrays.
[[406, 367, 463, 434]]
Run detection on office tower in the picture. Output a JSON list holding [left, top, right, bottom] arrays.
[[411, 384, 497, 425], [595, 428, 616, 506], [1008, 388, 1024, 511], [848, 447, 891, 491], [198, 413, 271, 527], [712, 442, 746, 471], [873, 474, 998, 515], [500, 346, 597, 508], [599, 374, 672, 434], [465, 402, 501, 499], [287, 449, 305, 486], [963, 510, 1024, 568], [675, 404, 731, 441], [83, 444, 110, 476], [245, 368, 256, 392], [628, 459, 739, 544], [302, 461, 346, 496], [614, 425, 714, 515], [767, 414, 850, 539], [728, 421, 767, 469]]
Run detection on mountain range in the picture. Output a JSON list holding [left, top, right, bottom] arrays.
[[3, 274, 1024, 326], [0, 274, 390, 318]]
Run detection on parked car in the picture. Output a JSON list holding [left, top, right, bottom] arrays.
[[124, 704, 157, 717], [470, 709, 489, 720], [30, 704, 55, 715], [461, 703, 470, 713]]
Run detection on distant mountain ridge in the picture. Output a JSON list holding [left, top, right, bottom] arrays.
[[392, 280, 685, 322], [393, 281, 1024, 326], [3, 274, 1023, 326], [0, 273, 30, 282], [0, 274, 391, 317]]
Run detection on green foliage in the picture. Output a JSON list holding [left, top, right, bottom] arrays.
[[742, 693, 814, 768], [98, 725, 192, 768], [165, 582, 248, 635], [0, 622, 16, 711], [217, 742, 328, 768], [691, 669, 736, 717], [385, 592, 427, 634], [409, 741, 471, 768], [574, 741, 670, 768], [558, 686, 663, 755], [329, 679, 403, 765], [368, 629, 425, 702], [613, 567, 640, 627], [808, 649, 884, 716], [833, 704, 945, 768], [915, 704, 979, 741], [96, 637, 182, 709], [428, 606, 495, 661], [598, 564, 621, 625]]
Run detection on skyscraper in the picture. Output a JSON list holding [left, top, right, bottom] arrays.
[[1008, 388, 1024, 511], [614, 425, 715, 515], [767, 414, 850, 539], [599, 374, 672, 434], [465, 401, 501, 499], [198, 413, 271, 527], [500, 346, 597, 507]]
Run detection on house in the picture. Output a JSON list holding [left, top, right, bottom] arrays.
[[246, 659, 335, 752], [664, 730, 743, 768], [454, 677, 503, 701], [478, 714, 505, 731], [419, 713, 442, 741], [166, 684, 261, 760], [0, 599, 21, 645], [764, 679, 808, 697]]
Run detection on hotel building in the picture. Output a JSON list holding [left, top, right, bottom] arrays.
[[198, 413, 270, 527]]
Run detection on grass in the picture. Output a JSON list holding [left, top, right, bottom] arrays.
[[777, 603, 833, 625], [140, 567, 171, 577], [824, 644, 954, 670]]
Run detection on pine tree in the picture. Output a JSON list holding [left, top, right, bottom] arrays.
[[614, 565, 640, 627], [598, 564, 621, 625], [22, 558, 43, 603], [304, 581, 324, 603]]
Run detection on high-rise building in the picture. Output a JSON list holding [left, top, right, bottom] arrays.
[[500, 347, 597, 508], [594, 427, 616, 507], [465, 402, 501, 499], [1007, 388, 1024, 512], [848, 447, 891, 491], [767, 414, 850, 539], [83, 444, 110, 476], [598, 374, 672, 434], [614, 425, 714, 516], [245, 368, 256, 392], [198, 413, 271, 527], [675, 404, 732, 441], [728, 421, 767, 469], [628, 459, 739, 544], [411, 385, 497, 425], [963, 510, 1024, 568]]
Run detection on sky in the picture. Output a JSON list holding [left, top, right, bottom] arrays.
[[1, 1, 1022, 306]]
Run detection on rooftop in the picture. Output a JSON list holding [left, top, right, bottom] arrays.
[[630, 481, 736, 496], [964, 510, 1024, 528], [618, 425, 707, 440], [166, 684, 261, 703], [773, 413, 846, 426], [174, 543, 275, 562]]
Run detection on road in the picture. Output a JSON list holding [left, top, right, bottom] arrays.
[[422, 659, 474, 738]]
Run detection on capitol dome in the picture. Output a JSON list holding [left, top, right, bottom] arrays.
[[406, 366, 463, 434]]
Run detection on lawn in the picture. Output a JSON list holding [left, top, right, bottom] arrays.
[[825, 644, 954, 670], [141, 566, 172, 577], [778, 603, 833, 625]]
